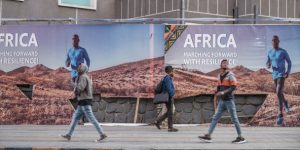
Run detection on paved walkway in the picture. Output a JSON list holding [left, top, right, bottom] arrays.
[[1, 125, 300, 150]]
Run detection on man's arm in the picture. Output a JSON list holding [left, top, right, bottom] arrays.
[[266, 52, 271, 69], [216, 74, 237, 96], [164, 76, 175, 97], [83, 49, 90, 68], [222, 85, 236, 95], [65, 49, 70, 67], [75, 76, 87, 95], [285, 51, 292, 75]]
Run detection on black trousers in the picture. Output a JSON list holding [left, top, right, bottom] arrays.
[[155, 98, 174, 128], [274, 77, 287, 113]]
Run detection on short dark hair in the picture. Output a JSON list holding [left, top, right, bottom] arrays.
[[73, 34, 79, 38], [221, 59, 228, 64], [165, 66, 173, 74], [273, 35, 279, 39]]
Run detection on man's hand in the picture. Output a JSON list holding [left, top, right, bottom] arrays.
[[283, 73, 289, 78], [216, 91, 224, 97], [266, 62, 271, 69], [66, 60, 70, 67]]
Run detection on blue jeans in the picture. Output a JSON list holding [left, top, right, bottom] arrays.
[[67, 105, 104, 136], [208, 99, 242, 136]]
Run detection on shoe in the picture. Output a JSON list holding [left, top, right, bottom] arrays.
[[276, 114, 284, 126], [153, 122, 161, 130], [284, 101, 290, 113], [198, 134, 212, 143], [232, 136, 247, 144], [60, 134, 71, 141], [95, 134, 107, 142], [168, 128, 178, 132]]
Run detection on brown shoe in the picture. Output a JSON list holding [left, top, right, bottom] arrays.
[[60, 134, 71, 141], [168, 128, 178, 132]]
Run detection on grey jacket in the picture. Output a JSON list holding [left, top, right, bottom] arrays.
[[74, 67, 93, 100]]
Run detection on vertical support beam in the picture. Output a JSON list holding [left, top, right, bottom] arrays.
[[244, 0, 246, 15], [208, 0, 210, 13], [149, 0, 151, 15], [254, 5, 257, 24], [134, 0, 136, 17], [277, 0, 279, 17], [197, 0, 199, 12], [260, 0, 262, 15], [227, 0, 229, 16], [75, 8, 78, 24], [121, 0, 123, 19], [233, 2, 239, 24], [134, 96, 140, 123], [294, 0, 296, 18], [286, 0, 287, 18], [128, 0, 130, 18], [164, 0, 166, 12], [180, 0, 185, 24], [217, 0, 219, 14], [156, 0, 158, 13], [269, 0, 271, 16], [0, 0, 2, 25]]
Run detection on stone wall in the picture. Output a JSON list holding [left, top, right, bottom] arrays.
[[89, 94, 266, 124], [91, 96, 137, 123], [174, 94, 267, 124]]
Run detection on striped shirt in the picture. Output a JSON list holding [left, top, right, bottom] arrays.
[[217, 71, 237, 101]]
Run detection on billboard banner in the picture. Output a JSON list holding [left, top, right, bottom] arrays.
[[164, 25, 300, 126], [0, 24, 165, 124]]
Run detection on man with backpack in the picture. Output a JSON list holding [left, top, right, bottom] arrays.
[[198, 59, 246, 144], [153, 66, 178, 132]]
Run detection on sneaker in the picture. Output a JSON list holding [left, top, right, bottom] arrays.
[[168, 128, 178, 132], [198, 134, 212, 143], [284, 101, 290, 113], [95, 134, 107, 142], [60, 134, 71, 141], [153, 122, 161, 130], [232, 137, 246, 144], [276, 114, 284, 126]]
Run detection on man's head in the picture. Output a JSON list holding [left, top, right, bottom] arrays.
[[77, 64, 88, 75], [72, 34, 80, 48], [165, 66, 174, 77], [220, 59, 229, 70], [272, 35, 280, 49]]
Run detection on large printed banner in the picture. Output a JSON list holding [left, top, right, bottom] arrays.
[[0, 24, 299, 125], [0, 24, 165, 124], [164, 25, 300, 125]]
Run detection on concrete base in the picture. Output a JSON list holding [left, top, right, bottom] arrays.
[[0, 125, 300, 150]]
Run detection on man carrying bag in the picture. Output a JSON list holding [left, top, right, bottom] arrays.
[[153, 66, 178, 132]]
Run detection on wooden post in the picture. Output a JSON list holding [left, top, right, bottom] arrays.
[[134, 95, 140, 123]]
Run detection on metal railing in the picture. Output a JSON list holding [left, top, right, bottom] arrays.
[[0, 17, 300, 25]]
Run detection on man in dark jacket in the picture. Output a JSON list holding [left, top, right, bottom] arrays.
[[198, 59, 246, 144], [153, 66, 178, 132]]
